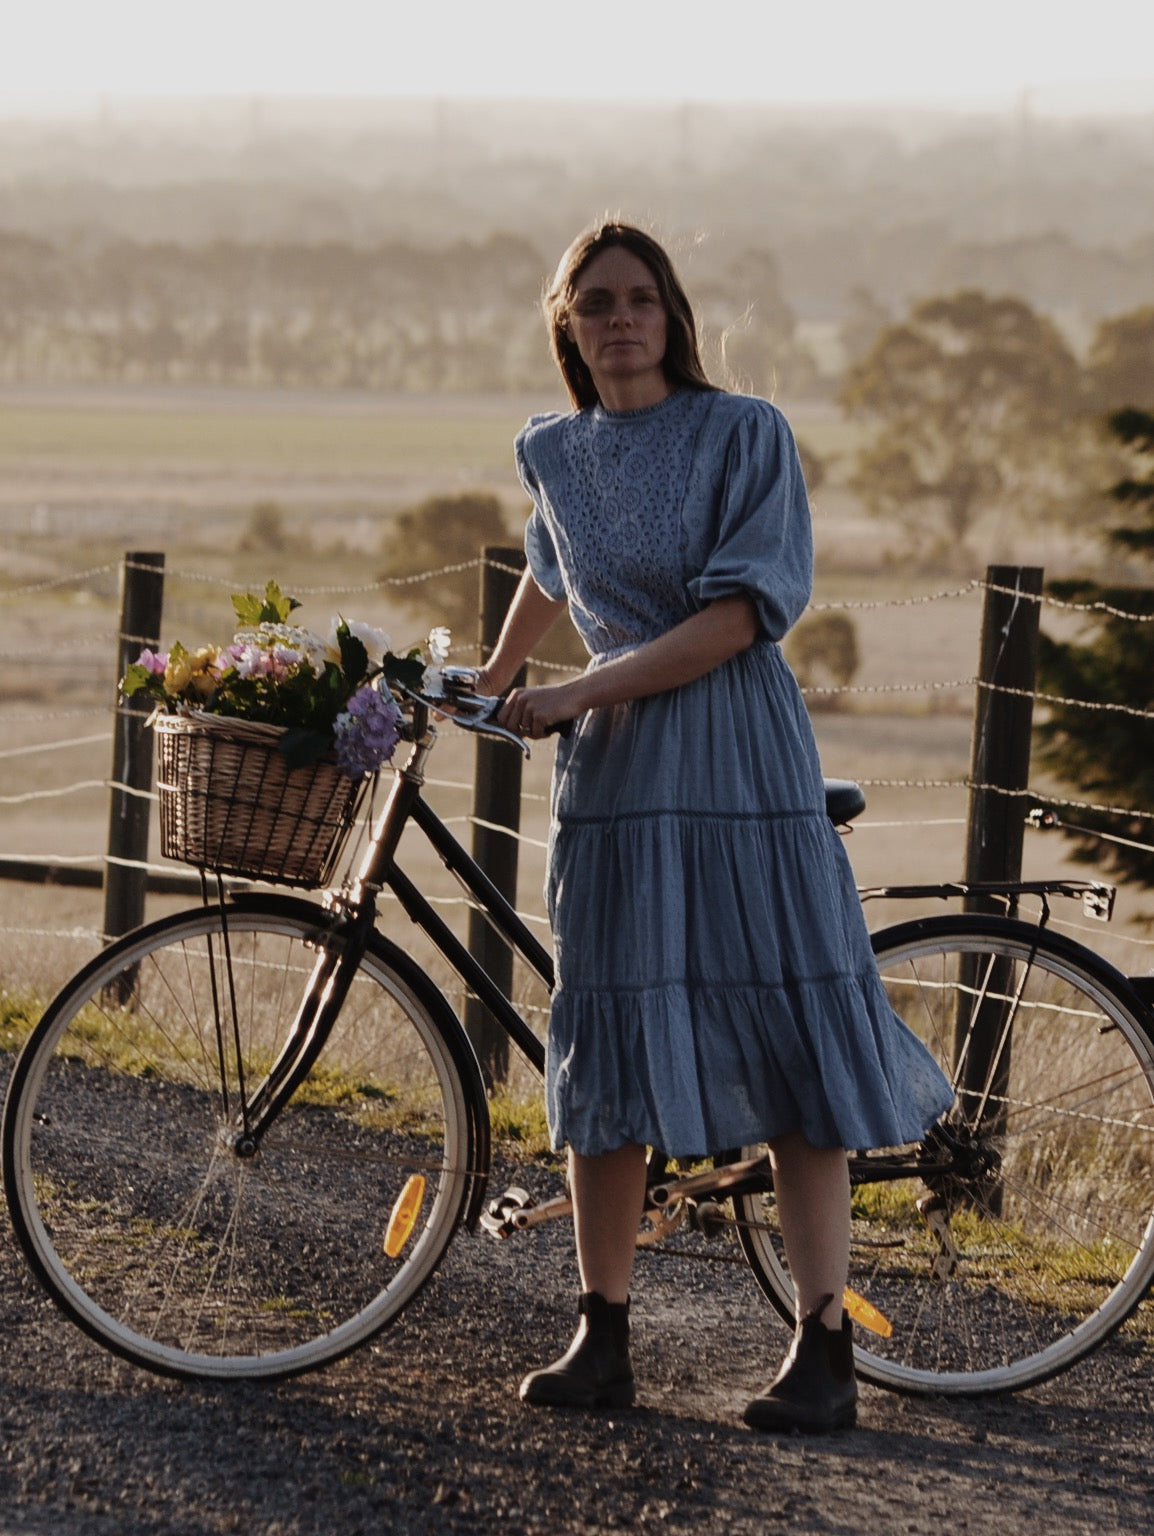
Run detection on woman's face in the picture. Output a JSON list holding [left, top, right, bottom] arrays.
[[565, 245, 670, 408]]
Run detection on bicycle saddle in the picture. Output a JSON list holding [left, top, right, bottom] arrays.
[[824, 778, 866, 826]]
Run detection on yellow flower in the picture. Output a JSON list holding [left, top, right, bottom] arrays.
[[164, 654, 192, 693], [187, 645, 221, 698]]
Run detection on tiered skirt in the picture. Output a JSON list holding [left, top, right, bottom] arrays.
[[543, 639, 953, 1158]]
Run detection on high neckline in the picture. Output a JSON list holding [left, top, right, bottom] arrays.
[[591, 388, 686, 422]]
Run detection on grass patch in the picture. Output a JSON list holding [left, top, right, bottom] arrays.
[[0, 989, 44, 1054], [486, 1086, 551, 1156], [851, 1176, 1147, 1300]]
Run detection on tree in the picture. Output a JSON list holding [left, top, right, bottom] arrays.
[[839, 286, 892, 370], [379, 491, 588, 677], [1035, 408, 1154, 885], [238, 501, 306, 555], [840, 291, 1084, 568], [714, 250, 797, 398], [1084, 306, 1154, 417], [784, 611, 859, 710], [379, 493, 514, 647]]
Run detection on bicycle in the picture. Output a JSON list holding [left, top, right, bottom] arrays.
[[4, 673, 1154, 1398]]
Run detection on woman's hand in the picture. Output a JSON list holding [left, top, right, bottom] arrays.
[[472, 665, 500, 699], [497, 682, 583, 739]]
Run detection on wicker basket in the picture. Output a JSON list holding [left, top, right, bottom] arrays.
[[153, 711, 363, 888]]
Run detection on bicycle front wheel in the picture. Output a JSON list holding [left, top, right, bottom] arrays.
[[734, 915, 1154, 1395], [3, 897, 486, 1381]]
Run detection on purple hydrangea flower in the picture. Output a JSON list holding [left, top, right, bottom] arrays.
[[334, 685, 403, 778]]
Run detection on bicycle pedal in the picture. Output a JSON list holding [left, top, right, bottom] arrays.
[[479, 1185, 535, 1241]]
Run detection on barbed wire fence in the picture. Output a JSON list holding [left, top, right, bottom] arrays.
[[3, 553, 1154, 1012]]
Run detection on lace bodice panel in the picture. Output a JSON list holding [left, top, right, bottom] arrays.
[[516, 388, 813, 658]]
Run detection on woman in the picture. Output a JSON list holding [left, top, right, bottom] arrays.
[[476, 222, 952, 1433]]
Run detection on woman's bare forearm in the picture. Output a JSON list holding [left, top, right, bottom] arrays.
[[477, 570, 567, 695], [571, 595, 758, 710], [498, 594, 759, 737]]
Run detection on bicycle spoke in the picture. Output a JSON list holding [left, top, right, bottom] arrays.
[[4, 905, 479, 1379], [731, 916, 1154, 1395]]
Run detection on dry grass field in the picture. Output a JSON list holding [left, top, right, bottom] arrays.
[[1, 383, 1150, 1017], [4, 386, 1154, 1536]]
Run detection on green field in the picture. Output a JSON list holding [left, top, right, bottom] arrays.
[[1, 382, 1145, 1009], [0, 393, 538, 481]]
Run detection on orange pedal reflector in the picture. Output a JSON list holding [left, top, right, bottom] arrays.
[[383, 1174, 427, 1258], [844, 1286, 893, 1338]]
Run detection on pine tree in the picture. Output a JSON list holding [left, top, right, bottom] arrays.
[[1035, 409, 1154, 884]]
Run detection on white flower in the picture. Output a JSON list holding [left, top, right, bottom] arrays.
[[333, 618, 392, 667], [232, 622, 330, 677], [427, 626, 451, 665]]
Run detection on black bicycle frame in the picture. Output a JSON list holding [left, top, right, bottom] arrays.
[[382, 794, 550, 1076]]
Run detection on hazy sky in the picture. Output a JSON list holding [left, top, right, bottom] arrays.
[[4, 0, 1153, 112]]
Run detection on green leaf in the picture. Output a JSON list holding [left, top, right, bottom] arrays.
[[263, 580, 301, 623], [120, 664, 155, 697], [231, 591, 264, 625], [231, 580, 301, 627], [277, 727, 333, 770], [384, 652, 427, 692], [337, 627, 370, 688]]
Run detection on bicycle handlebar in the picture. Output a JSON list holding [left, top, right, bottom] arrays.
[[397, 666, 571, 756]]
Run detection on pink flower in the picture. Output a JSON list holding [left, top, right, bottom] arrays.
[[135, 648, 169, 676]]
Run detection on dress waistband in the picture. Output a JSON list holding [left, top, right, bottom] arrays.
[[586, 633, 778, 669]]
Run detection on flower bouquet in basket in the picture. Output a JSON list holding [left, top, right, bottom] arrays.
[[119, 581, 450, 887]]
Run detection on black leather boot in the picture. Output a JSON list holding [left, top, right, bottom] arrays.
[[519, 1292, 635, 1409], [743, 1295, 857, 1433]]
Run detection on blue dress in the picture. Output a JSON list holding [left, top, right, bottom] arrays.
[[515, 388, 953, 1158]]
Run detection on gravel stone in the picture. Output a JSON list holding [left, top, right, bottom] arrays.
[[2, 1136, 1152, 1534], [7, 661, 1151, 1530]]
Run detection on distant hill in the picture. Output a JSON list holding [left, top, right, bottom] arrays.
[[0, 99, 1150, 391]]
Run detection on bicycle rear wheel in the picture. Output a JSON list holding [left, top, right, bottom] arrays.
[[3, 896, 486, 1380], [733, 915, 1154, 1395]]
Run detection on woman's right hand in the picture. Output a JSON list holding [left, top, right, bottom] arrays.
[[497, 682, 583, 740]]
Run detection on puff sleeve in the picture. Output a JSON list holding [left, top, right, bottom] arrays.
[[686, 399, 813, 641], [515, 420, 567, 602]]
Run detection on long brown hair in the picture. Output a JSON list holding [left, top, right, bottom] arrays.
[[543, 222, 716, 409]]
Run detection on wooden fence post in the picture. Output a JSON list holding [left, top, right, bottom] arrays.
[[957, 563, 1043, 1154], [103, 552, 165, 944], [963, 564, 1044, 901], [464, 546, 528, 1087]]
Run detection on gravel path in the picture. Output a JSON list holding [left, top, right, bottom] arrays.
[[2, 1140, 1152, 1536]]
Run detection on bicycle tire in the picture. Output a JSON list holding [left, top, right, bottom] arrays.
[[2, 895, 488, 1381], [732, 914, 1154, 1395]]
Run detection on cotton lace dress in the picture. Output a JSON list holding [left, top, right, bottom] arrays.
[[516, 388, 953, 1159]]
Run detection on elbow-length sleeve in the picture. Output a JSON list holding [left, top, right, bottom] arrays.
[[515, 420, 567, 602], [687, 399, 813, 641]]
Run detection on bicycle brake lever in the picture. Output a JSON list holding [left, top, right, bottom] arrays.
[[414, 670, 573, 747], [451, 708, 532, 756], [399, 682, 532, 756]]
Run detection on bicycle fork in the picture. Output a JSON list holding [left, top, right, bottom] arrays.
[[209, 902, 374, 1157]]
